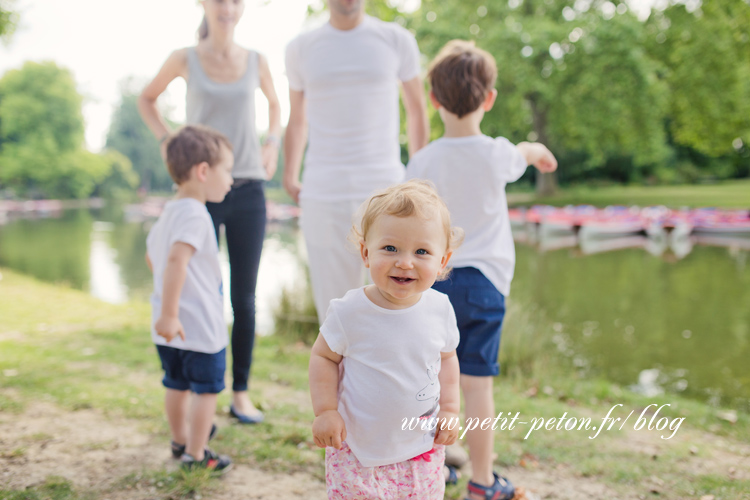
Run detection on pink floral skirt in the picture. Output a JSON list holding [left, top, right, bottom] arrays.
[[325, 443, 445, 500]]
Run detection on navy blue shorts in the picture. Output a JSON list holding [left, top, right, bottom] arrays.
[[156, 345, 226, 394], [433, 267, 506, 377]]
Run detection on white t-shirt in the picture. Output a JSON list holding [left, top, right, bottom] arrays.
[[406, 135, 528, 296], [321, 287, 460, 467], [146, 198, 228, 354], [285, 15, 420, 201]]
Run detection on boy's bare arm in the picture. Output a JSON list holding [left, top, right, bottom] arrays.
[[401, 76, 430, 156], [154, 242, 195, 342], [517, 142, 558, 173], [145, 253, 153, 273], [309, 334, 346, 449], [434, 350, 460, 445]]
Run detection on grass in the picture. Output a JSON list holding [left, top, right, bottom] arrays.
[[1, 268, 749, 499], [508, 178, 750, 208]]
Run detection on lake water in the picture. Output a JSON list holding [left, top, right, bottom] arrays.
[[1, 205, 748, 412]]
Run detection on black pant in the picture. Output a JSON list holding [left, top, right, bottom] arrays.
[[206, 179, 266, 392]]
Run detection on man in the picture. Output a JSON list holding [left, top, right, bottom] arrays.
[[284, 0, 429, 322]]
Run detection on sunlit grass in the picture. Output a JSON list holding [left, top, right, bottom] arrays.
[[1, 267, 749, 499], [510, 178, 750, 208]]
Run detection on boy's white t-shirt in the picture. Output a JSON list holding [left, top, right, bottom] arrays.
[[320, 287, 460, 468], [146, 198, 228, 354], [285, 15, 420, 201], [406, 135, 528, 296]]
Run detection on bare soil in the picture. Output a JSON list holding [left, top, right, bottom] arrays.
[[1, 400, 747, 499]]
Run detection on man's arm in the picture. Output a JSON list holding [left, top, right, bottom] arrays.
[[401, 76, 430, 157], [282, 89, 308, 205]]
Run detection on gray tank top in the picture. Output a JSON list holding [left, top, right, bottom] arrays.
[[186, 47, 264, 180]]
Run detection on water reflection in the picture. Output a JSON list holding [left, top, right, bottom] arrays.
[[1, 207, 748, 412], [89, 221, 127, 304]]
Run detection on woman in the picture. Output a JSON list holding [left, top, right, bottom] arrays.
[[139, 0, 281, 424]]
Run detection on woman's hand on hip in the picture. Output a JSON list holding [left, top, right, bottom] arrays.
[[261, 143, 279, 180]]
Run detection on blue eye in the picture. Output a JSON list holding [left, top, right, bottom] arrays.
[[416, 249, 428, 255], [384, 245, 396, 252]]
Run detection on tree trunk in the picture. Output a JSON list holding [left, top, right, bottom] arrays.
[[528, 94, 557, 197]]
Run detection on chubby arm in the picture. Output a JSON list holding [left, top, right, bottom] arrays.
[[138, 49, 188, 153], [401, 76, 430, 157], [282, 89, 308, 204], [309, 334, 346, 449], [516, 142, 558, 173], [434, 350, 460, 445], [154, 242, 195, 342], [258, 54, 282, 180], [145, 253, 153, 273]]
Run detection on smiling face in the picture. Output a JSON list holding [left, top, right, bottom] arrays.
[[360, 212, 452, 309], [202, 0, 244, 32]]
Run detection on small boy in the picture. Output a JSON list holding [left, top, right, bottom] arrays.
[[146, 125, 235, 472], [406, 40, 557, 500]]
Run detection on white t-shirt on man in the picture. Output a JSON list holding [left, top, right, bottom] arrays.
[[406, 135, 528, 296], [321, 287, 460, 467], [285, 15, 420, 201], [146, 198, 228, 354]]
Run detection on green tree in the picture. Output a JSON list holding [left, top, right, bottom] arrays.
[[0, 61, 115, 198], [645, 0, 750, 157], [409, 0, 670, 194], [105, 80, 173, 191], [0, 0, 18, 42], [93, 150, 140, 199]]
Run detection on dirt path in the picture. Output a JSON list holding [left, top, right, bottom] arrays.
[[1, 400, 746, 499]]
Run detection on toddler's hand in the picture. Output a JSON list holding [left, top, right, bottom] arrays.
[[433, 410, 459, 446], [312, 410, 347, 449], [154, 316, 185, 343]]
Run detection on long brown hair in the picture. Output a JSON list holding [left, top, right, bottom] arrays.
[[198, 15, 208, 40]]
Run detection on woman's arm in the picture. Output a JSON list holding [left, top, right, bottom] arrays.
[[138, 49, 189, 147], [258, 53, 282, 179]]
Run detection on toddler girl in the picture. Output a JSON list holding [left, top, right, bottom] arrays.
[[309, 180, 463, 499]]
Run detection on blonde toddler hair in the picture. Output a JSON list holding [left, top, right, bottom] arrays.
[[350, 180, 464, 280]]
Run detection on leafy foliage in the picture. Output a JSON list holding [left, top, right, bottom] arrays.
[[0, 62, 137, 198], [105, 80, 173, 191], [0, 0, 18, 42]]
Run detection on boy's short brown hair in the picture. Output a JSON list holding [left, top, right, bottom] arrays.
[[428, 40, 497, 119], [164, 125, 233, 184]]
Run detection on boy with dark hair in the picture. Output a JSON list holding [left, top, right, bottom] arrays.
[[407, 40, 558, 500], [146, 124, 235, 472]]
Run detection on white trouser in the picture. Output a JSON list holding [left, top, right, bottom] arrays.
[[300, 198, 368, 323]]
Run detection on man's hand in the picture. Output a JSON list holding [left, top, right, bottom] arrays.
[[312, 410, 347, 449], [154, 315, 185, 343], [433, 410, 459, 446]]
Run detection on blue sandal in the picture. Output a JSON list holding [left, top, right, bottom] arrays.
[[445, 464, 459, 485], [465, 473, 515, 500], [229, 404, 265, 424]]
